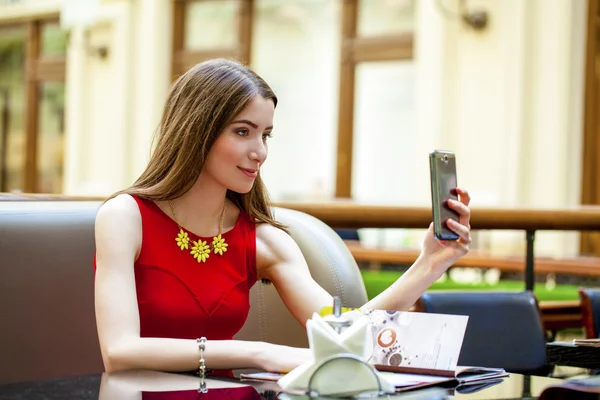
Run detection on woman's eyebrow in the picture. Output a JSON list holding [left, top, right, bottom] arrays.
[[231, 119, 273, 130], [231, 119, 258, 128]]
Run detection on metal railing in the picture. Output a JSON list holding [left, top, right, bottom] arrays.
[[274, 201, 600, 291]]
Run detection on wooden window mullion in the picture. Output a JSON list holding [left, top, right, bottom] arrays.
[[24, 21, 40, 193], [238, 0, 254, 65], [580, 0, 600, 256], [349, 34, 413, 62], [0, 89, 8, 191], [335, 0, 358, 199], [171, 0, 186, 80]]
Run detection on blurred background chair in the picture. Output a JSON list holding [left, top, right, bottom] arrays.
[[333, 228, 361, 242], [415, 291, 551, 376], [579, 287, 600, 338]]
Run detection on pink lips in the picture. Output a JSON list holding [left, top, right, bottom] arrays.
[[238, 167, 258, 179]]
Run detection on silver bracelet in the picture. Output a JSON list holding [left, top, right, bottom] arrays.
[[197, 337, 208, 393]]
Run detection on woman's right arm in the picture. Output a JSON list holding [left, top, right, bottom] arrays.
[[94, 194, 308, 373]]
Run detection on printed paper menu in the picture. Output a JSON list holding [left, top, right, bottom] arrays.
[[363, 309, 468, 371]]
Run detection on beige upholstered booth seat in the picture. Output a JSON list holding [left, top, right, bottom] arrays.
[[0, 200, 368, 384], [234, 207, 368, 345]]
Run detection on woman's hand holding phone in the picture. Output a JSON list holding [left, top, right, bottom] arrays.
[[420, 188, 472, 276]]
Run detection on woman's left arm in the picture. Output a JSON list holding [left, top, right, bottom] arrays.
[[363, 188, 472, 311], [258, 188, 471, 325]]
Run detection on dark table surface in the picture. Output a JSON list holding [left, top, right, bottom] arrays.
[[0, 370, 569, 400], [547, 341, 600, 370]]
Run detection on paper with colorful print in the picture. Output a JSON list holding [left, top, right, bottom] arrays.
[[363, 309, 468, 371]]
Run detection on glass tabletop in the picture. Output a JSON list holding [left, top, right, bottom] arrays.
[[0, 370, 567, 400]]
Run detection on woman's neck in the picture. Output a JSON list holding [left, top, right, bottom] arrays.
[[171, 173, 228, 229]]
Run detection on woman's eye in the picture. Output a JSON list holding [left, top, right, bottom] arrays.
[[263, 133, 273, 140], [235, 129, 249, 137]]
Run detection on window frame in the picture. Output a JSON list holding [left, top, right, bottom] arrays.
[[171, 0, 254, 80], [0, 17, 66, 193], [335, 0, 413, 198]]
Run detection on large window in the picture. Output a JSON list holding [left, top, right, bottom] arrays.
[[174, 0, 415, 201], [0, 19, 67, 193]]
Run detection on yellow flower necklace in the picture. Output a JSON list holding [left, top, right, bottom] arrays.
[[168, 199, 229, 263]]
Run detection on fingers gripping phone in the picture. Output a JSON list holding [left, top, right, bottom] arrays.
[[429, 150, 460, 241]]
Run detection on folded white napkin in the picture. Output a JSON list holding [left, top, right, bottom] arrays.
[[277, 312, 395, 396]]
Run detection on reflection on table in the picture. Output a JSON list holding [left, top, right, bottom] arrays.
[[0, 369, 571, 400], [5, 370, 572, 400]]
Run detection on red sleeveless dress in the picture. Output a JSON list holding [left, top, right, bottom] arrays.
[[133, 196, 257, 337], [111, 196, 258, 376]]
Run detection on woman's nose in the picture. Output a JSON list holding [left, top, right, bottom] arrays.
[[249, 139, 267, 163]]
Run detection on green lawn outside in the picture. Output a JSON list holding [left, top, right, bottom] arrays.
[[361, 270, 580, 302]]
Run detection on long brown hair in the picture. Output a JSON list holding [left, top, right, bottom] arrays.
[[109, 58, 285, 230]]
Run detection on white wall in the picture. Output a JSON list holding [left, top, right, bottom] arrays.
[[128, 0, 172, 180], [62, 1, 133, 195], [60, 0, 171, 195], [411, 0, 587, 257]]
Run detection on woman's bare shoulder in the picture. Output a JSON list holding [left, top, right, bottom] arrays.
[[95, 194, 143, 241], [95, 194, 143, 262], [96, 194, 140, 222]]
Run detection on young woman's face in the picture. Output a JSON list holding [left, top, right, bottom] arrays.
[[203, 96, 275, 194]]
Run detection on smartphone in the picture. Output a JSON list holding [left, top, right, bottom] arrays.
[[429, 150, 460, 241]]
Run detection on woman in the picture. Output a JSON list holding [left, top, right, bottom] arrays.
[[94, 58, 472, 377]]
